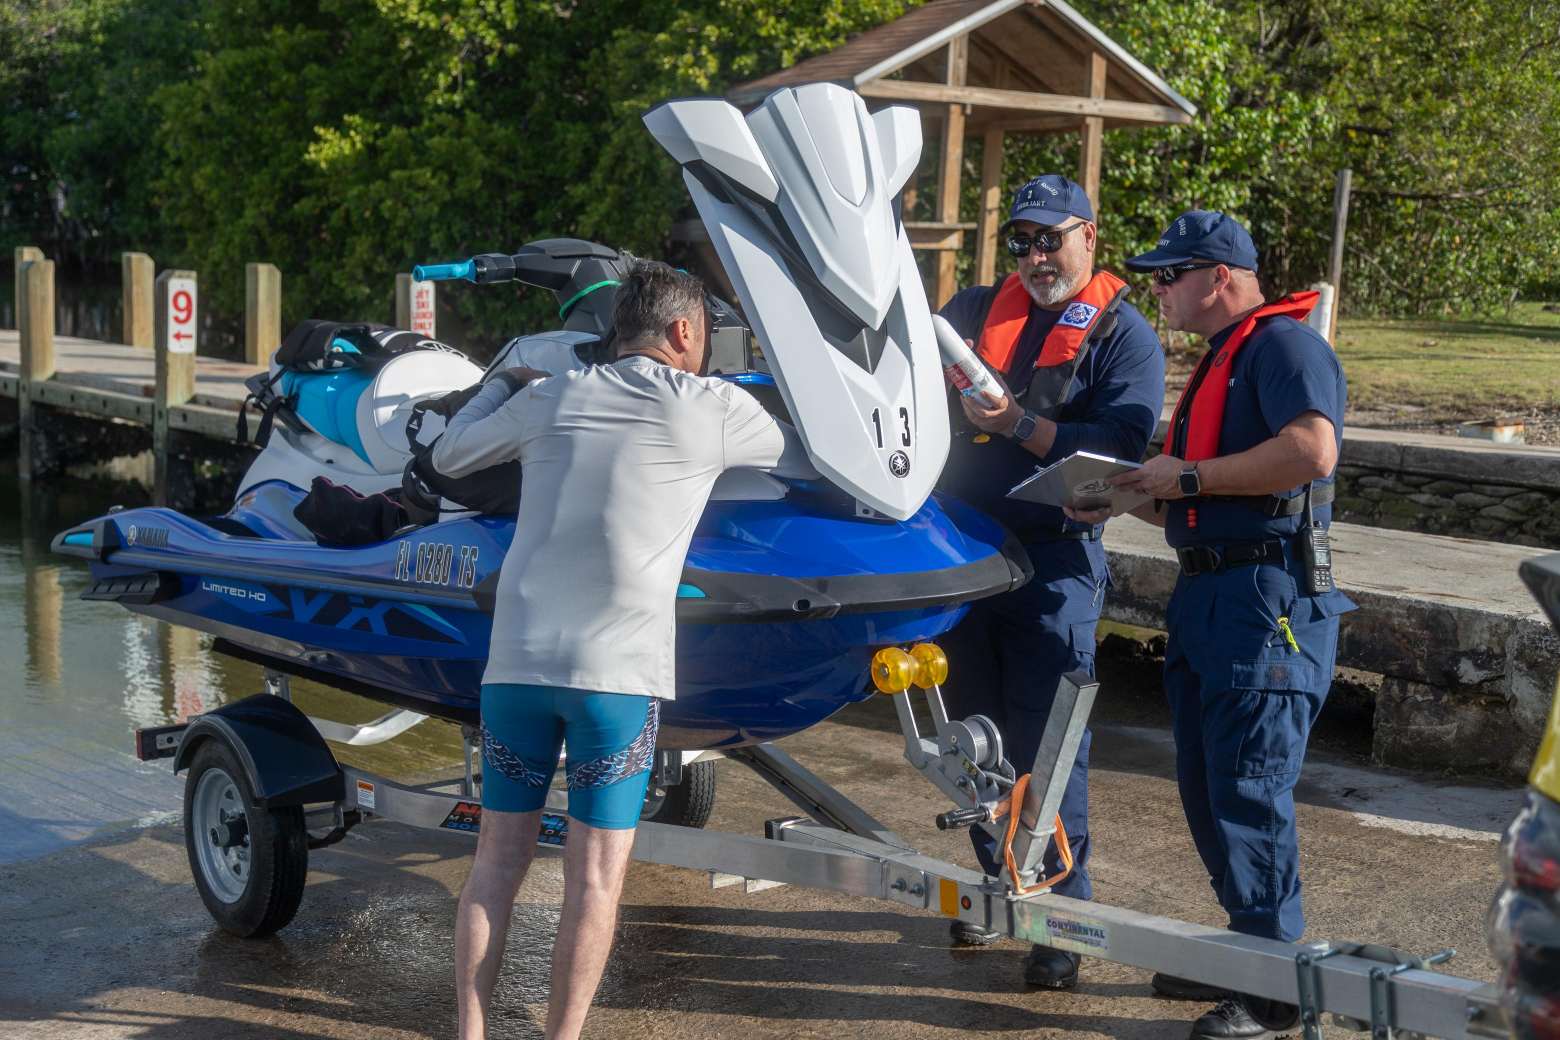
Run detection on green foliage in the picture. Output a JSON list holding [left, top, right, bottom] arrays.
[[989, 0, 1335, 300], [988, 0, 1560, 316], [1321, 0, 1560, 313], [150, 0, 909, 351], [1, 0, 205, 272], [2, 0, 1556, 347]]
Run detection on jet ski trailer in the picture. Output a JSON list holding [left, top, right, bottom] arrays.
[[130, 655, 1503, 1040], [82, 83, 1501, 1038]]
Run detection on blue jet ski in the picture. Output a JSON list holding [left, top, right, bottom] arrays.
[[53, 84, 1031, 750]]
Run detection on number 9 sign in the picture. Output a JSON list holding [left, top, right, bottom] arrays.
[[164, 275, 198, 355]]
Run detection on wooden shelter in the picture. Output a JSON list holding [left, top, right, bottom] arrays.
[[728, 0, 1196, 306]]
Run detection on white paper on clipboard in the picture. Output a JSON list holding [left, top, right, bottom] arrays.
[[1006, 450, 1150, 514]]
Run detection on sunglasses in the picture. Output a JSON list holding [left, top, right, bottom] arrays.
[[1151, 261, 1222, 287], [1005, 222, 1086, 257]]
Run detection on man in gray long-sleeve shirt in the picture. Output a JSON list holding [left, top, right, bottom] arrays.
[[440, 261, 808, 1040]]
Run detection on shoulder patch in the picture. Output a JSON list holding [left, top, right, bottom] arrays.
[[1058, 300, 1099, 330]]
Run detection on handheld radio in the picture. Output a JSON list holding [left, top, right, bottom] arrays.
[[1298, 481, 1334, 594]]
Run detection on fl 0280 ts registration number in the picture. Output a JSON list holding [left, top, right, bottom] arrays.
[[394, 541, 480, 589]]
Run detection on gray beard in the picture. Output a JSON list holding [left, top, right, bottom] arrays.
[[1024, 269, 1080, 307]]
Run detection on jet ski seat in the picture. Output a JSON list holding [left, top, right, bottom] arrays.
[[279, 343, 483, 471]]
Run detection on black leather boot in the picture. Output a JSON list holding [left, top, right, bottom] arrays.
[[1188, 996, 1275, 1040], [948, 918, 1002, 946], [1022, 946, 1080, 989]]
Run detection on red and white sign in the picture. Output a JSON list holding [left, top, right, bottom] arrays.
[[411, 279, 436, 338], [165, 277, 198, 355]]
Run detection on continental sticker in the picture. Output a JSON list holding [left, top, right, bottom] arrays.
[[1012, 903, 1111, 955]]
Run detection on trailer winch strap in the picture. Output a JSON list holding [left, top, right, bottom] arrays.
[[1000, 773, 1074, 896]]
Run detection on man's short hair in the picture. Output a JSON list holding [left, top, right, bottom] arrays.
[[612, 260, 706, 352]]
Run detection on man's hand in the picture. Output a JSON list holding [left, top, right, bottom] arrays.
[[1111, 452, 1188, 500], [958, 362, 1023, 435], [494, 365, 550, 397]]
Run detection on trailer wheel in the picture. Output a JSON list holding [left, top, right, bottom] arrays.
[[642, 759, 717, 829], [183, 739, 309, 937]]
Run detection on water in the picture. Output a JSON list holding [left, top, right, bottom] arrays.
[[0, 461, 466, 864]]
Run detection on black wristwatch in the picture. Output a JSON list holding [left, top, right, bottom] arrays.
[[1007, 410, 1038, 443], [1178, 462, 1202, 497]]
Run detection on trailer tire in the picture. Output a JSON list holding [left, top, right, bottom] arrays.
[[183, 739, 309, 938], [642, 759, 717, 829]]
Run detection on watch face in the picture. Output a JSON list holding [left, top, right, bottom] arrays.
[[1179, 469, 1199, 495]]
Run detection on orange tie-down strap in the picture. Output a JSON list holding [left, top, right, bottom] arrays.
[[1000, 773, 1074, 896]]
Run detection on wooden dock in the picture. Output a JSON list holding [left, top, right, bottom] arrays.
[[3, 248, 309, 506], [0, 329, 263, 443], [4, 247, 442, 506]]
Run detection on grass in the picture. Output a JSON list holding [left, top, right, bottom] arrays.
[[1333, 301, 1560, 421]]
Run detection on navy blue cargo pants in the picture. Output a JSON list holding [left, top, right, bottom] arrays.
[[938, 537, 1106, 901], [1162, 551, 1354, 941]]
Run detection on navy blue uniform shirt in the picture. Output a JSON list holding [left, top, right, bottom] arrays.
[[1165, 315, 1346, 549], [936, 281, 1165, 539]]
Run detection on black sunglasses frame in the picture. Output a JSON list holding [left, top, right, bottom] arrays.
[[1151, 261, 1222, 287], [1005, 222, 1087, 258]]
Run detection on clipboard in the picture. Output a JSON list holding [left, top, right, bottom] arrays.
[[1006, 450, 1149, 514]]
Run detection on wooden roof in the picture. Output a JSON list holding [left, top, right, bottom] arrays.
[[728, 0, 1196, 130]]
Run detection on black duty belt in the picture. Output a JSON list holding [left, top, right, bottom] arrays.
[[1198, 482, 1335, 518], [1025, 527, 1103, 544], [1176, 539, 1286, 576]]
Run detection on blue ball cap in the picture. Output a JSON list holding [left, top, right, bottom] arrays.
[[1125, 210, 1259, 272], [1001, 174, 1094, 231]]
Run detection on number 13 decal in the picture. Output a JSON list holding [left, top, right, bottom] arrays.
[[871, 407, 913, 448]]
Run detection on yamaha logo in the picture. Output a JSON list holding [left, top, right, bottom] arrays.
[[888, 451, 911, 478]]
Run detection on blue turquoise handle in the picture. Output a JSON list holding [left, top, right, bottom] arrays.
[[412, 259, 476, 282]]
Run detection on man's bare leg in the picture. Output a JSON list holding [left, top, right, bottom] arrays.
[[456, 808, 543, 1040], [544, 820, 637, 1040]]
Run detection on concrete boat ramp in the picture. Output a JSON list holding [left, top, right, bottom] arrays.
[[0, 690, 1518, 1039]]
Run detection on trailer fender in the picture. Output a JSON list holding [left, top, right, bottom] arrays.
[[174, 694, 344, 808]]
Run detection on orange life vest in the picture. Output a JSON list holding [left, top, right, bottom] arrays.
[[975, 270, 1129, 374], [1167, 291, 1321, 462]]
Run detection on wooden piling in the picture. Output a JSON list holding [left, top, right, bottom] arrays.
[[154, 270, 198, 506], [395, 273, 414, 329], [121, 252, 155, 348], [245, 262, 281, 366], [13, 246, 43, 331], [18, 258, 56, 482]]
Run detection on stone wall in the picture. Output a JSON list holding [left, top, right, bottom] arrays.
[[1334, 467, 1560, 546], [1331, 432, 1560, 548]]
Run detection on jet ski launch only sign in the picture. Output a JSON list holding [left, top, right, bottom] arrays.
[[410, 279, 436, 338], [164, 276, 197, 354]]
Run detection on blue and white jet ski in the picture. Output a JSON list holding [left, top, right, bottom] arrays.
[[52, 84, 1031, 751]]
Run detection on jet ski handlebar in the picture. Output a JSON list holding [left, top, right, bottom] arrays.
[[412, 254, 515, 285]]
